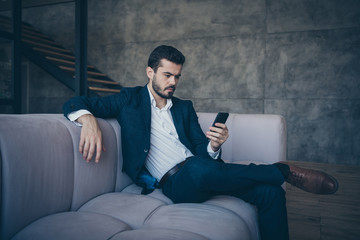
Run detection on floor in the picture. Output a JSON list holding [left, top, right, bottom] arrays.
[[285, 161, 360, 240]]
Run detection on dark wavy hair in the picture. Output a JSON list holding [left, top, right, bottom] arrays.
[[147, 45, 185, 73]]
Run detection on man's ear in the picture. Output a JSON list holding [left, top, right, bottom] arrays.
[[146, 67, 154, 80]]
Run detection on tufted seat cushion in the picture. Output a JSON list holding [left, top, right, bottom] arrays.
[[12, 212, 131, 240], [78, 186, 256, 240], [80, 190, 254, 240], [12, 189, 256, 240], [111, 228, 209, 240]]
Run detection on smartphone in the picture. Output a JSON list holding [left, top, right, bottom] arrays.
[[212, 112, 229, 128]]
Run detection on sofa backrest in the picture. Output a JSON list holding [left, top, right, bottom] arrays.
[[197, 113, 287, 164]]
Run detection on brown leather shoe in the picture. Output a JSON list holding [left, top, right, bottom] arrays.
[[282, 163, 338, 194]]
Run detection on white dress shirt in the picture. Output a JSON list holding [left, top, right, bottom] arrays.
[[145, 87, 219, 180], [68, 86, 220, 181]]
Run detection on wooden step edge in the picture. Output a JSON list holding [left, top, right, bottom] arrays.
[[0, 24, 47, 39], [0, 19, 35, 29], [88, 78, 120, 85], [45, 56, 95, 68], [22, 28, 50, 38], [59, 66, 107, 76], [33, 47, 75, 60], [20, 23, 42, 33], [23, 39, 72, 53], [0, 22, 11, 31], [89, 86, 121, 93], [0, 20, 48, 36], [22, 33, 62, 46], [0, 17, 44, 33]]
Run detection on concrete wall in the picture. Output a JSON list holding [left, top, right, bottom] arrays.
[[22, 0, 360, 165]]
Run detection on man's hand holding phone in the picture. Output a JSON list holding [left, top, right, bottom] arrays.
[[206, 112, 229, 152]]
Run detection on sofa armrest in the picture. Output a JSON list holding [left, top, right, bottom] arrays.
[[0, 114, 121, 239]]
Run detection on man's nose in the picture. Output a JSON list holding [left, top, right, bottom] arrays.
[[169, 76, 176, 84]]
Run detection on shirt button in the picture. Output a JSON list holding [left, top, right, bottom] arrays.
[[144, 149, 148, 153]]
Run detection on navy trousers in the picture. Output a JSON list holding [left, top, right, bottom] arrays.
[[161, 156, 289, 240]]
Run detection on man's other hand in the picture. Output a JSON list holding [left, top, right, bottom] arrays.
[[206, 123, 229, 152], [77, 114, 106, 163]]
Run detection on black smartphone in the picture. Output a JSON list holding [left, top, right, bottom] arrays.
[[212, 112, 229, 128]]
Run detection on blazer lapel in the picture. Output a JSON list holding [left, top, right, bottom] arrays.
[[171, 102, 191, 150], [140, 86, 151, 132]]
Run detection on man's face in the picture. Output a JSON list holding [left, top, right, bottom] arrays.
[[147, 59, 182, 99]]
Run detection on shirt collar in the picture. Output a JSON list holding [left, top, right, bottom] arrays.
[[147, 85, 173, 110]]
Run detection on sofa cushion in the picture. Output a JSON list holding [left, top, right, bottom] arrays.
[[78, 191, 254, 240], [78, 192, 166, 229], [204, 195, 260, 240], [144, 203, 252, 240], [12, 212, 131, 240], [110, 228, 209, 240], [122, 183, 174, 204]]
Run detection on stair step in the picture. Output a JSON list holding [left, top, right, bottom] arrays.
[[23, 39, 71, 53], [0, 16, 49, 36], [22, 27, 52, 39], [33, 47, 75, 60], [45, 56, 95, 69], [22, 33, 62, 46], [88, 78, 120, 85], [20, 23, 42, 33], [59, 66, 107, 77], [0, 15, 122, 95], [89, 86, 120, 93], [0, 22, 55, 42]]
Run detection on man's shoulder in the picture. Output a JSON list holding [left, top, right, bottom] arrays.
[[172, 96, 193, 105], [120, 86, 144, 94], [171, 96, 194, 110], [117, 86, 147, 99]]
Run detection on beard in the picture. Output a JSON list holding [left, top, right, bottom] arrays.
[[152, 75, 175, 99]]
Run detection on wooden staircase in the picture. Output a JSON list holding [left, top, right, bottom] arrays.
[[0, 15, 121, 96]]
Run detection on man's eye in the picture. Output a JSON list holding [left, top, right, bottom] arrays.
[[165, 75, 171, 78]]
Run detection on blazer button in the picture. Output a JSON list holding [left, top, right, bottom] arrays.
[[144, 149, 148, 153]]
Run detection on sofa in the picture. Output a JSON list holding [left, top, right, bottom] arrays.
[[0, 113, 286, 240]]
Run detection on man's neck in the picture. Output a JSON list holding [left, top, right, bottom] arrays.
[[147, 84, 167, 109]]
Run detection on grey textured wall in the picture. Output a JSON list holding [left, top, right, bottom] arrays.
[[22, 0, 360, 165]]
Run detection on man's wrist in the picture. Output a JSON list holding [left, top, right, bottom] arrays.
[[68, 109, 92, 126], [207, 142, 221, 159]]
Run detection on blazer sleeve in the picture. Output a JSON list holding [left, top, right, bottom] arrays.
[[63, 89, 130, 119]]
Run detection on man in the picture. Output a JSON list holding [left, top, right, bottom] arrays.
[[63, 45, 338, 240]]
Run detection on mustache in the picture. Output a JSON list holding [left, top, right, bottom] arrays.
[[165, 86, 176, 91]]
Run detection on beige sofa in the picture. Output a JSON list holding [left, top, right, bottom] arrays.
[[0, 113, 286, 240]]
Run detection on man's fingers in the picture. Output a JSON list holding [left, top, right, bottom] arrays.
[[87, 142, 95, 162], [82, 139, 104, 163], [79, 136, 85, 154], [82, 141, 89, 161], [78, 115, 104, 163], [206, 123, 229, 152], [95, 140, 103, 163]]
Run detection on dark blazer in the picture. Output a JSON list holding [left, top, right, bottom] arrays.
[[63, 85, 210, 182]]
